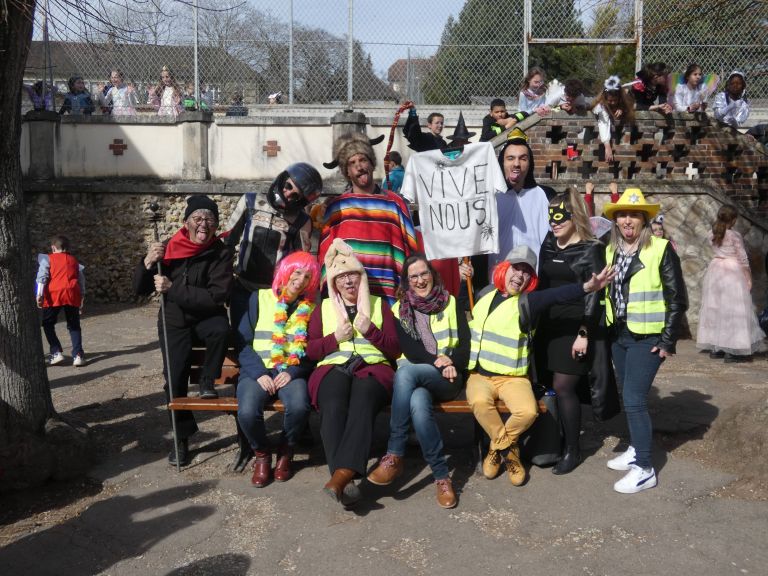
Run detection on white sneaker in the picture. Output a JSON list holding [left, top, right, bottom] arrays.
[[72, 355, 86, 367], [607, 445, 636, 471], [614, 464, 657, 494], [50, 352, 65, 365]]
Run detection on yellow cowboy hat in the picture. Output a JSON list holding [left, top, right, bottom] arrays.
[[603, 188, 660, 220]]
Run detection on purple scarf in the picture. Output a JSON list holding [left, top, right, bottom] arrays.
[[399, 285, 450, 340]]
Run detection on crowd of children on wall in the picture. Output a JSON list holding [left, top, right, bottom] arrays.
[[23, 67, 241, 118], [39, 61, 766, 511]]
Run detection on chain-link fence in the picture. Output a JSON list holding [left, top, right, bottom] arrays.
[[27, 0, 768, 109]]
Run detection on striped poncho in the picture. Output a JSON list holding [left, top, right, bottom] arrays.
[[318, 189, 417, 304]]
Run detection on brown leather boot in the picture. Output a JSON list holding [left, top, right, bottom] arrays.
[[250, 450, 272, 488], [274, 444, 294, 482], [323, 468, 356, 502], [367, 454, 403, 486], [505, 444, 526, 486], [435, 478, 457, 509]]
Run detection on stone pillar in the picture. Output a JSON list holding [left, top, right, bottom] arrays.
[[180, 110, 213, 180], [329, 110, 369, 144], [24, 111, 60, 180]]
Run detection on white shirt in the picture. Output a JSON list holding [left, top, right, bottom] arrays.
[[401, 142, 507, 260], [489, 185, 551, 274]]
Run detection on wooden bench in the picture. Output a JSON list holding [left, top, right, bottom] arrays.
[[168, 348, 516, 415], [169, 348, 554, 471]]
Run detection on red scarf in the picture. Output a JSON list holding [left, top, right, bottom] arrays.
[[162, 227, 219, 264]]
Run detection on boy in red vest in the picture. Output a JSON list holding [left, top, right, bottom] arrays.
[[36, 235, 86, 366]]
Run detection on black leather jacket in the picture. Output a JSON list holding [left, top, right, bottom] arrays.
[[538, 233, 606, 329], [608, 239, 688, 353]]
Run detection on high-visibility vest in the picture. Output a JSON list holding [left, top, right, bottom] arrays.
[[467, 290, 530, 376], [391, 295, 460, 365], [316, 295, 387, 367], [606, 235, 668, 334], [44, 252, 82, 308], [251, 289, 315, 369]]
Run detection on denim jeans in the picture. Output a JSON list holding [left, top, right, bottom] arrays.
[[611, 325, 664, 469], [42, 305, 83, 357], [387, 361, 462, 480], [237, 376, 310, 450]]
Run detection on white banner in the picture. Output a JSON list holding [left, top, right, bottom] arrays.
[[401, 142, 506, 260]]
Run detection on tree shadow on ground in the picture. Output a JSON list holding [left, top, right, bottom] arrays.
[[165, 554, 251, 576], [48, 363, 142, 389], [1, 482, 217, 576]]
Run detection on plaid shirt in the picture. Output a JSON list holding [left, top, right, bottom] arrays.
[[610, 247, 635, 320]]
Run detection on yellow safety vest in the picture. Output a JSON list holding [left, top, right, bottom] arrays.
[[467, 290, 531, 376], [317, 296, 388, 367], [391, 295, 460, 365], [252, 289, 315, 369], [606, 235, 668, 334]]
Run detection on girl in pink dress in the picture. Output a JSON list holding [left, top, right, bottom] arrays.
[[697, 205, 765, 362]]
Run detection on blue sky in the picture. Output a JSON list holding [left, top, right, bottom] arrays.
[[259, 0, 467, 76]]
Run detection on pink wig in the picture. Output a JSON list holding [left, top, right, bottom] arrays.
[[272, 251, 321, 298]]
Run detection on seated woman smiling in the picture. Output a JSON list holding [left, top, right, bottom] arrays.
[[306, 239, 401, 506]]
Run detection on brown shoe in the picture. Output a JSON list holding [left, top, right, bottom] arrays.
[[505, 444, 526, 486], [367, 454, 404, 486], [251, 450, 272, 488], [435, 478, 457, 509], [274, 445, 294, 482], [482, 448, 502, 479], [323, 468, 356, 502]]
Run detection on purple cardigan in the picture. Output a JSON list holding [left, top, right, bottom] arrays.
[[306, 299, 400, 408]]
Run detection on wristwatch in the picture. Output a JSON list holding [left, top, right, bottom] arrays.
[[577, 328, 588, 338]]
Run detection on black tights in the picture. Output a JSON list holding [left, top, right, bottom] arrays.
[[552, 372, 581, 449]]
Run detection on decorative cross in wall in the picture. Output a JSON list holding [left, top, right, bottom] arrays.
[[109, 139, 128, 156], [685, 163, 700, 180], [263, 140, 281, 157]]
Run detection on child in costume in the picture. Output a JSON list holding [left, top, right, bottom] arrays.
[[36, 235, 86, 366]]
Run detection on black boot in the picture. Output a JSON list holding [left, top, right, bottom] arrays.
[[552, 446, 580, 475], [199, 377, 218, 399], [168, 438, 190, 467]]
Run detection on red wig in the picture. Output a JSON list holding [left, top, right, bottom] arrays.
[[272, 251, 321, 298], [492, 260, 538, 295]]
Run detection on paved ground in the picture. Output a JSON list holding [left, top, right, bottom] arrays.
[[1, 303, 767, 576]]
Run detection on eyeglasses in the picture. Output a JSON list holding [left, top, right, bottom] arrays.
[[408, 271, 431, 282], [189, 216, 217, 226], [335, 272, 360, 283]]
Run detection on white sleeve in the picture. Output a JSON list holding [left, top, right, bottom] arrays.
[[593, 104, 612, 143], [400, 155, 420, 204], [733, 99, 751, 126]]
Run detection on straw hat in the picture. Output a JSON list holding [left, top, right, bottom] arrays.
[[603, 188, 660, 220]]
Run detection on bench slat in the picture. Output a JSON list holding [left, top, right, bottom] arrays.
[[168, 397, 513, 414]]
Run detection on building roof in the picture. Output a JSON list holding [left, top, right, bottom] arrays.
[[25, 41, 261, 86], [387, 57, 434, 83]]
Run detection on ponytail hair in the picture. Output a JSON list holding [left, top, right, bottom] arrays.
[[712, 205, 737, 247]]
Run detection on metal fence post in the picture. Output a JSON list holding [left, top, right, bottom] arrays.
[[347, 0, 354, 107]]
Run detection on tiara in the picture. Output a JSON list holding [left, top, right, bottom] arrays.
[[603, 75, 621, 92], [507, 127, 528, 142]]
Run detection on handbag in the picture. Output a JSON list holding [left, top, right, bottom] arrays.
[[759, 306, 768, 334], [519, 384, 562, 467]]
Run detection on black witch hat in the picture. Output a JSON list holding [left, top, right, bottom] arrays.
[[447, 112, 476, 141]]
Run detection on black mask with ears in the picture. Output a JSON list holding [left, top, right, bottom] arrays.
[[548, 202, 572, 226]]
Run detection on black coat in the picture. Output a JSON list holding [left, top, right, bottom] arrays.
[[536, 233, 620, 422], [134, 238, 233, 328], [607, 239, 688, 353], [403, 113, 447, 152]]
